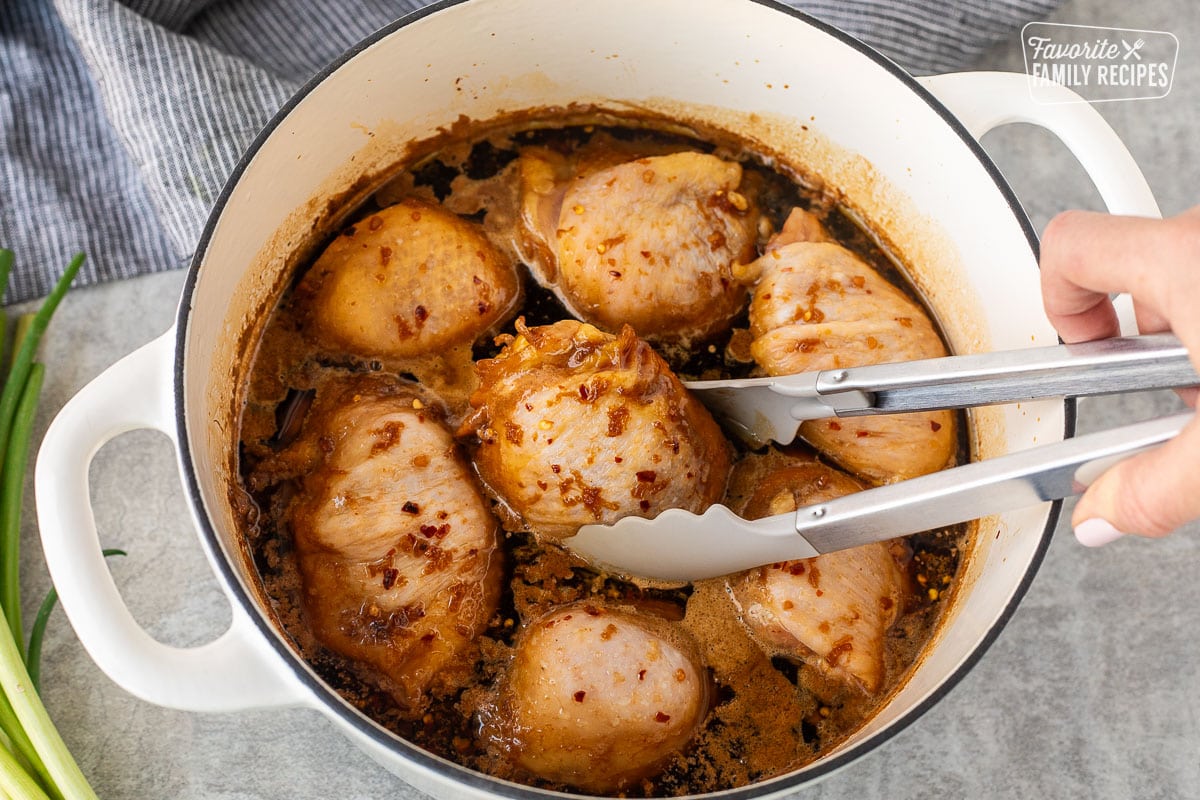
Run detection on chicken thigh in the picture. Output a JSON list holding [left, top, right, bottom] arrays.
[[460, 319, 732, 539], [270, 377, 502, 707], [730, 459, 906, 693], [296, 198, 520, 361], [518, 149, 759, 345], [483, 603, 708, 793], [736, 208, 955, 483]]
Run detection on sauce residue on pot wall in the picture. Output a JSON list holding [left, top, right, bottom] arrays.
[[227, 110, 977, 796]]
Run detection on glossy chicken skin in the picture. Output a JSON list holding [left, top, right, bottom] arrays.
[[485, 603, 708, 793], [730, 460, 905, 693], [460, 319, 732, 539], [273, 378, 502, 707], [518, 149, 759, 345], [296, 198, 519, 361], [736, 208, 955, 483]]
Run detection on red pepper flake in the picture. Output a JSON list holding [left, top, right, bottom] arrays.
[[401, 501, 420, 514], [551, 464, 562, 474], [635, 470, 657, 482], [654, 712, 671, 723], [606, 406, 630, 437], [504, 421, 524, 445], [394, 315, 413, 339], [930, 420, 943, 432], [639, 500, 651, 511], [382, 567, 399, 590], [795, 338, 820, 353], [614, 456, 623, 463], [825, 637, 854, 666], [609, 270, 622, 278], [414, 305, 429, 326], [574, 691, 587, 703], [856, 430, 871, 438], [828, 421, 842, 431], [637, 669, 647, 681]]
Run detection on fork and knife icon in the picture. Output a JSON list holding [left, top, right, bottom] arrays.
[[1122, 38, 1146, 60]]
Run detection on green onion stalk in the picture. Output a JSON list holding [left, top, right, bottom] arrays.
[[0, 248, 107, 800]]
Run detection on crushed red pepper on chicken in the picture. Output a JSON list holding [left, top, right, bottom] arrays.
[[259, 376, 502, 707], [730, 458, 907, 693], [295, 198, 520, 362], [518, 149, 760, 346], [736, 208, 955, 483], [459, 318, 732, 538], [480, 602, 708, 793]]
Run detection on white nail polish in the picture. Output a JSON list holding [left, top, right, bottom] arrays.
[[1074, 518, 1126, 547]]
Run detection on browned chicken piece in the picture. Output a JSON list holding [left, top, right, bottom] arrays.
[[296, 198, 520, 361], [272, 377, 502, 708], [460, 318, 732, 539], [736, 208, 955, 483], [482, 602, 708, 793], [517, 149, 759, 345], [730, 460, 906, 694]]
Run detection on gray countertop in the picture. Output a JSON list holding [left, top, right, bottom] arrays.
[[21, 1, 1199, 798]]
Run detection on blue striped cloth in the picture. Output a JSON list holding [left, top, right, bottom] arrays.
[[0, 0, 1058, 303]]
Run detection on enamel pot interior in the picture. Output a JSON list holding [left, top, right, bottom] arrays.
[[176, 0, 1061, 796]]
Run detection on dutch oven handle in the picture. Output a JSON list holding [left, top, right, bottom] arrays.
[[918, 70, 1160, 334], [34, 331, 309, 712]]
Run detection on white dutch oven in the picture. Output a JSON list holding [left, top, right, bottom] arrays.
[[34, 0, 1159, 797]]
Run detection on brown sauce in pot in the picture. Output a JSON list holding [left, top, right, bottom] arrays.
[[235, 115, 969, 796]]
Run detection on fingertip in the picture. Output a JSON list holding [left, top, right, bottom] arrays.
[[1074, 518, 1127, 548]]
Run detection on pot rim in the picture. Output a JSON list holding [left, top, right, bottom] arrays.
[[174, 0, 1070, 795]]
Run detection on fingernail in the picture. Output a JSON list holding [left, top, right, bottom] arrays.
[[1074, 518, 1127, 547]]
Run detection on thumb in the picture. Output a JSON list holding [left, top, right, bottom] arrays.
[[1072, 414, 1200, 545]]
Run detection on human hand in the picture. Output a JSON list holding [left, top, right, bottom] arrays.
[[1040, 207, 1200, 546]]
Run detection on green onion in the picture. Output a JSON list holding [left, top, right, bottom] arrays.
[[0, 248, 105, 798], [0, 363, 43, 642], [27, 549, 126, 692], [0, 738, 52, 800], [0, 603, 92, 800], [0, 253, 83, 466]]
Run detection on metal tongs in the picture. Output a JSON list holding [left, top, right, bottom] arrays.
[[564, 334, 1197, 581]]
